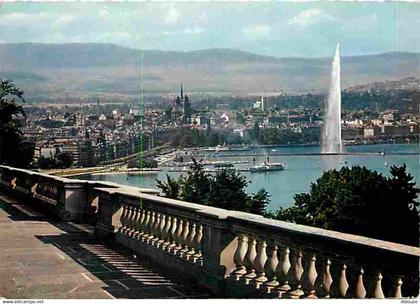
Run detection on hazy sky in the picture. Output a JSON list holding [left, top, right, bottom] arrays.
[[0, 1, 419, 58]]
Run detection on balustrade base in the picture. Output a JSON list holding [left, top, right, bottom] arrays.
[[115, 231, 224, 296]]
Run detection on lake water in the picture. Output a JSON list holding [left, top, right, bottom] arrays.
[[85, 143, 419, 211]]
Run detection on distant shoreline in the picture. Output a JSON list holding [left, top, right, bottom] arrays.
[[193, 140, 419, 150]]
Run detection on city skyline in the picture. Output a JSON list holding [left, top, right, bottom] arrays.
[[0, 1, 420, 58]]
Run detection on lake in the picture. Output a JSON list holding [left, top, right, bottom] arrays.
[[84, 143, 419, 211]]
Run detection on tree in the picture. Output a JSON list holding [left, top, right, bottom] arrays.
[[180, 159, 213, 204], [156, 158, 271, 215], [271, 165, 419, 246], [156, 174, 183, 199], [55, 152, 73, 168], [164, 107, 172, 122], [0, 79, 33, 168], [37, 156, 56, 169], [247, 189, 271, 216], [37, 152, 73, 169], [252, 122, 260, 142], [209, 169, 249, 211]]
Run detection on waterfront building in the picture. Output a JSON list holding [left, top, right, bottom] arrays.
[[381, 125, 411, 138], [363, 126, 381, 139]]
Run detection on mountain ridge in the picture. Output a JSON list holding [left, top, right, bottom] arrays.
[[0, 43, 419, 96]]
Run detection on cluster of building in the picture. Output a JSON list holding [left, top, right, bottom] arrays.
[[22, 107, 160, 167], [341, 110, 419, 142], [20, 82, 419, 168], [167, 91, 419, 145]]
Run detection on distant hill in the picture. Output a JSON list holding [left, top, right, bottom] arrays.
[[0, 43, 419, 98]]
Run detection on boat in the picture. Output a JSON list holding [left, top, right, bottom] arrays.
[[249, 162, 285, 172], [229, 146, 251, 152], [127, 170, 159, 176], [214, 163, 234, 169]]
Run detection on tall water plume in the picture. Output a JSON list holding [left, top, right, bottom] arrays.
[[322, 44, 343, 154]]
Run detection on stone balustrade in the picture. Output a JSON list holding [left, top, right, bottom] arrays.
[[225, 214, 419, 298], [94, 187, 420, 298], [0, 165, 159, 221], [1, 165, 419, 298]]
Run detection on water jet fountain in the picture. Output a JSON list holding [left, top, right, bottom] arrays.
[[322, 43, 343, 154]]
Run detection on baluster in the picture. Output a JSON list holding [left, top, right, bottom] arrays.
[[275, 246, 291, 297], [119, 204, 129, 232], [186, 222, 197, 260], [354, 268, 366, 298], [141, 210, 151, 241], [135, 208, 146, 239], [320, 258, 333, 298], [335, 263, 349, 298], [302, 254, 318, 298], [156, 214, 167, 248], [161, 215, 172, 249], [286, 250, 304, 298], [127, 206, 138, 237], [167, 217, 178, 253], [242, 235, 257, 284], [179, 220, 190, 258], [263, 241, 279, 293], [252, 239, 268, 289], [231, 234, 248, 280], [31, 181, 38, 197], [123, 204, 132, 233], [192, 224, 203, 264], [124, 205, 133, 235], [392, 277, 403, 298], [172, 218, 184, 254], [372, 272, 385, 299], [131, 206, 140, 237], [146, 211, 156, 243], [151, 213, 161, 245]]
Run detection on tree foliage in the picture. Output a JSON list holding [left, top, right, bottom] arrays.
[[37, 152, 73, 169], [156, 158, 270, 215], [0, 79, 33, 168], [271, 165, 419, 246], [156, 174, 183, 199], [181, 160, 213, 204]]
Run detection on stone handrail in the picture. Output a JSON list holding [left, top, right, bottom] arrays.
[[0, 165, 159, 221], [93, 187, 420, 298]]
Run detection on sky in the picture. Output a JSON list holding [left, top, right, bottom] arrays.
[[0, 1, 419, 58]]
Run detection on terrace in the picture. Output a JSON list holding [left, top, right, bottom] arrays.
[[0, 165, 419, 299]]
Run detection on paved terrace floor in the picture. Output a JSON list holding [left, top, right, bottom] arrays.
[[0, 193, 211, 299]]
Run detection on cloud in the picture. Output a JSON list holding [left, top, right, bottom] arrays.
[[0, 12, 48, 25], [163, 4, 180, 24], [183, 27, 204, 35], [53, 14, 76, 26], [242, 24, 271, 40], [99, 7, 111, 20], [0, 12, 75, 28], [197, 12, 208, 23], [289, 9, 333, 27]]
